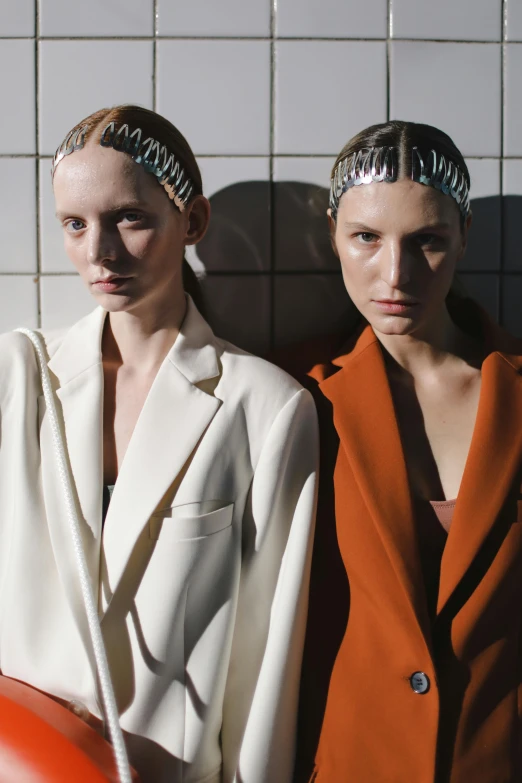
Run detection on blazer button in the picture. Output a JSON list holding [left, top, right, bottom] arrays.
[[67, 699, 90, 721], [410, 671, 430, 694]]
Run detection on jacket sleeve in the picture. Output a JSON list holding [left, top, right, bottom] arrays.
[[221, 387, 319, 783]]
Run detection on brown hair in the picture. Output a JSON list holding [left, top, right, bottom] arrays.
[[332, 120, 470, 225], [57, 105, 205, 311]]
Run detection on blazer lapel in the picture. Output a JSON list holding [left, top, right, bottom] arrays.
[[320, 327, 430, 638], [39, 307, 105, 669], [437, 350, 522, 615], [39, 300, 222, 644], [101, 300, 222, 600]]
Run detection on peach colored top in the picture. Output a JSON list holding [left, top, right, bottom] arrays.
[[430, 498, 456, 533]]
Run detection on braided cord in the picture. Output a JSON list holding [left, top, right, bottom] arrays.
[[16, 328, 132, 783]]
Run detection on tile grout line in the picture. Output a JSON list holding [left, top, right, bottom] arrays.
[[268, 0, 276, 351], [152, 0, 158, 110], [2, 36, 511, 44], [35, 0, 42, 328], [499, 0, 506, 325], [386, 0, 392, 120]]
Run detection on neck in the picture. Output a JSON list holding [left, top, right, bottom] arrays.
[[103, 289, 187, 373], [375, 304, 482, 377]]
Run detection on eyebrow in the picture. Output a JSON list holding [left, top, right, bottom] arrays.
[[343, 221, 453, 233], [343, 222, 379, 232], [55, 201, 148, 220]]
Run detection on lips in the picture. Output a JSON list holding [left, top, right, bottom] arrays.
[[374, 298, 418, 305], [92, 275, 132, 292], [372, 298, 419, 314]]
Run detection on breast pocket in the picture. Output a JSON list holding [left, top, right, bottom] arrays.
[[149, 500, 234, 542]]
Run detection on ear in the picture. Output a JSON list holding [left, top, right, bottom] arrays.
[[184, 195, 211, 246], [457, 210, 473, 262], [327, 208, 340, 258]]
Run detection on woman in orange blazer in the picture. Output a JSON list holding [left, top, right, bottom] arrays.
[[292, 120, 522, 783]]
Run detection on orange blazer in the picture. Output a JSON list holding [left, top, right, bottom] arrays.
[[290, 300, 522, 783]]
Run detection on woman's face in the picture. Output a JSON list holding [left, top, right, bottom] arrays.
[[330, 177, 471, 338], [53, 140, 209, 314]]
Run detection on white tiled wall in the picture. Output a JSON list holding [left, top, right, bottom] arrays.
[[39, 40, 154, 155], [156, 0, 271, 37], [275, 41, 387, 155], [156, 40, 271, 155], [39, 0, 153, 37], [390, 0, 502, 40], [0, 0, 519, 347], [0, 0, 34, 38]]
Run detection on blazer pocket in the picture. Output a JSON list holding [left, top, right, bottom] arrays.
[[149, 501, 234, 542]]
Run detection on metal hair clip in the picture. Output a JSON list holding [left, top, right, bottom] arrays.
[[51, 121, 194, 213], [51, 126, 88, 178], [329, 144, 471, 220], [411, 147, 470, 218], [99, 122, 194, 212], [329, 146, 398, 218]]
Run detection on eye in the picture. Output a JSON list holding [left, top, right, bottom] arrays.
[[356, 232, 378, 243], [416, 233, 443, 247], [64, 219, 85, 233], [121, 212, 142, 224]]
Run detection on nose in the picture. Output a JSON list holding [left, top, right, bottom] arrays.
[[379, 239, 411, 289], [86, 223, 118, 267]]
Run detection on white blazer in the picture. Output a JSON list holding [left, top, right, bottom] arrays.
[[0, 298, 318, 783]]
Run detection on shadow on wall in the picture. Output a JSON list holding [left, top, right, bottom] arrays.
[[196, 182, 521, 355]]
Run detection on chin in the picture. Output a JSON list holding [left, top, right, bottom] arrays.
[[366, 313, 421, 337], [90, 291, 136, 313]]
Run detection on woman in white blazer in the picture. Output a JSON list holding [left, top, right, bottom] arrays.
[[0, 105, 318, 783]]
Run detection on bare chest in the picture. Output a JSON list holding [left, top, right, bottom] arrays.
[[103, 368, 156, 485], [390, 372, 482, 501]]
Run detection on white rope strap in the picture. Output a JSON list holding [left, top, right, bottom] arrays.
[[16, 328, 132, 783]]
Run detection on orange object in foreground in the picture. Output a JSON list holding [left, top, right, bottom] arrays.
[[0, 676, 139, 782]]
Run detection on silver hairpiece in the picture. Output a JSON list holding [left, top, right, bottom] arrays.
[[51, 121, 194, 213], [51, 126, 88, 178], [411, 147, 470, 218], [329, 147, 398, 218], [329, 144, 470, 220]]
